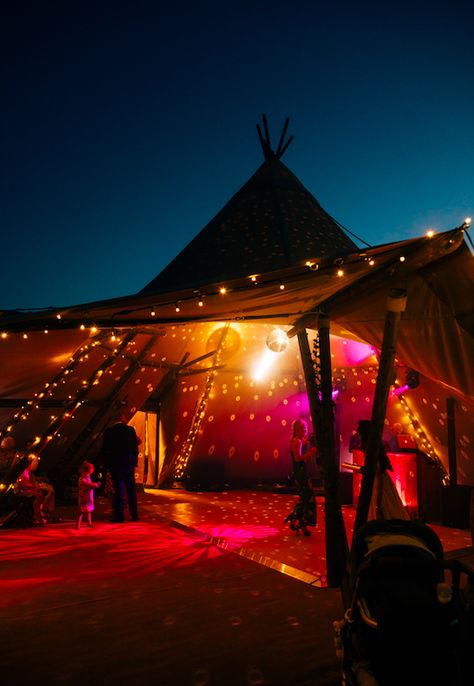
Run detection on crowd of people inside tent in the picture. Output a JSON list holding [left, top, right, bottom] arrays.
[[0, 412, 415, 530], [0, 413, 141, 528]]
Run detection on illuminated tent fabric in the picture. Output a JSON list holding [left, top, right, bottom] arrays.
[[0, 145, 473, 491]]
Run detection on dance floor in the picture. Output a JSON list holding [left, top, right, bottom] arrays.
[[0, 488, 472, 686], [140, 487, 473, 581]]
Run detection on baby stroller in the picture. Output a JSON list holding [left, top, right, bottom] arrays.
[[334, 519, 473, 686]]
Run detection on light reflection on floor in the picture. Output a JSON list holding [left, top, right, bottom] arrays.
[[141, 488, 472, 584], [0, 487, 471, 605]]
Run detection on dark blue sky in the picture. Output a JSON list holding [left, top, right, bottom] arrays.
[[2, 0, 473, 310]]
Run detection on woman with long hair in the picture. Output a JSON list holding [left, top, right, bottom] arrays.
[[284, 418, 318, 535]]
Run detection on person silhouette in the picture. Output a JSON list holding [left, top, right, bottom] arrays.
[[101, 413, 139, 523]]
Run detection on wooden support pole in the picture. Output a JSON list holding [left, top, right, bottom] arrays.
[[354, 288, 407, 535], [297, 322, 349, 592], [446, 397, 457, 487], [296, 329, 321, 434], [318, 315, 350, 593]]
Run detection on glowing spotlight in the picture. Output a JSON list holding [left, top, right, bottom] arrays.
[[426, 229, 435, 238], [252, 349, 279, 382]]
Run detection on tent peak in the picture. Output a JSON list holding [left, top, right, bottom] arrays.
[[256, 114, 294, 161]]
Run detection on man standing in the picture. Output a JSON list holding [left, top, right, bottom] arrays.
[[102, 413, 139, 522]]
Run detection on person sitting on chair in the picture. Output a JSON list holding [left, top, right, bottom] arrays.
[[15, 455, 47, 525]]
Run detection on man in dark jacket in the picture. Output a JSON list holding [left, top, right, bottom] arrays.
[[102, 413, 139, 522]]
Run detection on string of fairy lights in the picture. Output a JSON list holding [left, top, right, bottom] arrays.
[[0, 330, 138, 459], [396, 393, 448, 480], [0, 223, 469, 485], [0, 223, 468, 337], [172, 325, 229, 480]]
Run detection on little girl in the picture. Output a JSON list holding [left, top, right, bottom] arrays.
[[76, 462, 100, 529]]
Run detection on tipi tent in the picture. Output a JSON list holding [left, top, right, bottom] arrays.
[[1, 119, 473, 529]]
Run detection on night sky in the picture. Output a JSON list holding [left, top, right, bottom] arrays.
[[2, 0, 473, 310]]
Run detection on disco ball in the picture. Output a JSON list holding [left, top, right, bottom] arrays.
[[266, 328, 288, 353]]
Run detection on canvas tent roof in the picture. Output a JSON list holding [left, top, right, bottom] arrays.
[[0, 129, 473, 490], [1, 226, 472, 400], [140, 155, 358, 294]]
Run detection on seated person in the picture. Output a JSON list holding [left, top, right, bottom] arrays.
[[15, 455, 47, 524]]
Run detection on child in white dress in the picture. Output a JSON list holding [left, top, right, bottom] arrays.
[[76, 462, 100, 529]]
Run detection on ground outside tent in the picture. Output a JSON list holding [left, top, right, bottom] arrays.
[[1, 487, 472, 686]]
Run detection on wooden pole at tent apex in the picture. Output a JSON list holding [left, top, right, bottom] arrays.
[[296, 319, 348, 590], [353, 288, 407, 534]]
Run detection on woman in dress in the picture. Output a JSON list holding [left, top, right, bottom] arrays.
[[284, 419, 318, 535]]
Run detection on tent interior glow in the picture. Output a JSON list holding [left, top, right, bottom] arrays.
[[0, 118, 472, 512]]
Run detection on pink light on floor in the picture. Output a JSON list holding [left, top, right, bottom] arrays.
[[200, 524, 280, 549], [0, 521, 226, 609]]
